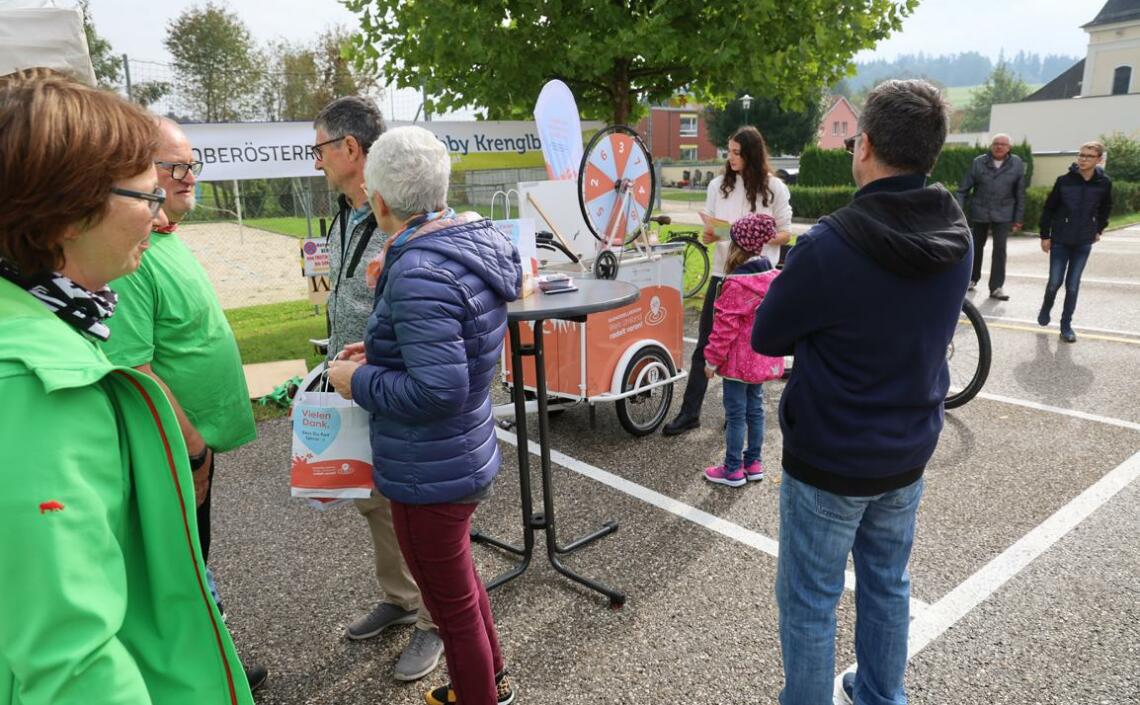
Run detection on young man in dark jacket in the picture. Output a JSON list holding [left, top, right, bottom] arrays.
[[1037, 141, 1113, 343], [752, 80, 971, 705]]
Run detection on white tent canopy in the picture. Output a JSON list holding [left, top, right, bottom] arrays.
[[0, 0, 95, 84]]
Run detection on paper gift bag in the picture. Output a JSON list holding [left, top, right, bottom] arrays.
[[291, 390, 374, 499]]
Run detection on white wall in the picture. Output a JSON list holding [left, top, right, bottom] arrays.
[[990, 93, 1140, 153]]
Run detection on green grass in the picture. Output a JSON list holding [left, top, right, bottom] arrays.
[[1108, 212, 1140, 230], [227, 299, 327, 369], [245, 217, 317, 239], [943, 83, 1043, 110], [661, 188, 708, 202], [228, 299, 328, 421]]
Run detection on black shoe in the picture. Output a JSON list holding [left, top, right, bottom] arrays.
[[244, 662, 268, 692], [989, 288, 1010, 301], [662, 414, 700, 436], [1060, 328, 1077, 343], [425, 669, 515, 705]]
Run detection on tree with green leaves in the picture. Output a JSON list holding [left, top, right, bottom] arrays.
[[342, 0, 917, 125], [132, 81, 172, 109], [165, 3, 262, 122], [1101, 132, 1140, 182], [79, 0, 122, 89], [704, 93, 824, 156], [263, 28, 377, 122], [960, 64, 1030, 132]]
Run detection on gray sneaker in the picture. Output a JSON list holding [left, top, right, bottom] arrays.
[[345, 602, 417, 641], [393, 628, 444, 682]]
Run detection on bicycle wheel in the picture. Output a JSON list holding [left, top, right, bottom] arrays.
[[615, 345, 675, 436], [945, 298, 991, 409], [579, 125, 655, 247], [673, 235, 711, 298]]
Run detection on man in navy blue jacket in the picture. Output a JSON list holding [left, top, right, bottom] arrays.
[[752, 80, 972, 705], [1037, 141, 1113, 343]]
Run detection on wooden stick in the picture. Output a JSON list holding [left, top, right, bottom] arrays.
[[526, 191, 588, 271]]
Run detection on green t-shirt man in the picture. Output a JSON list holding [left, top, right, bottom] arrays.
[[103, 230, 255, 452]]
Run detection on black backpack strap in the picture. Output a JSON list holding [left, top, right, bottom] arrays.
[[344, 213, 379, 278]]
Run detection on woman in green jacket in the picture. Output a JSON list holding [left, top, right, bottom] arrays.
[[0, 71, 255, 705]]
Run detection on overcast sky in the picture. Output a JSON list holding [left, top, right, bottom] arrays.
[[84, 0, 1096, 65]]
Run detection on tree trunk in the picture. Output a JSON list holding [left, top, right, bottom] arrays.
[[611, 59, 631, 126]]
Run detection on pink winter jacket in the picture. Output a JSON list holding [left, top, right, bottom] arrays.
[[704, 261, 785, 384]]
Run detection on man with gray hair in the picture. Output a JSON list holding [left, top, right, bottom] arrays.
[[312, 96, 443, 681], [753, 80, 971, 705], [956, 133, 1026, 300]]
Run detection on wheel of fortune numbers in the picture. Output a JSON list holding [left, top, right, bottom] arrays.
[[578, 125, 656, 246]]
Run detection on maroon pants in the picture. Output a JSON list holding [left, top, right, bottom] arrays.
[[390, 500, 504, 705]]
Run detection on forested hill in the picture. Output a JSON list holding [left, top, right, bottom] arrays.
[[848, 51, 1080, 89]]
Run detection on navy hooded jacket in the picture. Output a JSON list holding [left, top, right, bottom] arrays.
[[752, 175, 972, 496], [350, 216, 522, 504], [1039, 164, 1112, 245]]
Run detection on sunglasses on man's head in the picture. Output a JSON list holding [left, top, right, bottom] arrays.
[[844, 136, 857, 155]]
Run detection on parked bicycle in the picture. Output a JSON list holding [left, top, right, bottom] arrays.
[[945, 297, 991, 408]]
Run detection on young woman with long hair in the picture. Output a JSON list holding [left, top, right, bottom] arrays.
[[662, 125, 792, 436]]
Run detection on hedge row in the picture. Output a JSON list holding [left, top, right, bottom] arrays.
[[799, 143, 1035, 189], [789, 180, 1140, 230]]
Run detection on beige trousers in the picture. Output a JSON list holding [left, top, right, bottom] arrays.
[[354, 492, 435, 631]]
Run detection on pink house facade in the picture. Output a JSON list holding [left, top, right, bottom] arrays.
[[816, 96, 859, 150]]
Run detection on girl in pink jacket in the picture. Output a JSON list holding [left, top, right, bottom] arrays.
[[703, 213, 786, 487]]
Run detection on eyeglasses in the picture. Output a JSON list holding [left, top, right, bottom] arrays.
[[155, 160, 203, 181], [844, 135, 859, 155], [111, 186, 166, 217], [312, 135, 347, 160], [1077, 153, 1100, 160]]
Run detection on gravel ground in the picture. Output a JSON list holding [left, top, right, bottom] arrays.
[[205, 225, 1140, 704]]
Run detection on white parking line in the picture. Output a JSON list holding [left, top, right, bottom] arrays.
[[978, 392, 1140, 433], [494, 427, 931, 614], [980, 315, 1140, 339], [835, 449, 1140, 697], [984, 271, 1139, 287]]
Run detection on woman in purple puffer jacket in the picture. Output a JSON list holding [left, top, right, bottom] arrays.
[[328, 125, 521, 705], [702, 213, 785, 488]]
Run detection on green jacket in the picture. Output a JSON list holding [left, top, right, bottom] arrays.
[[0, 279, 254, 705]]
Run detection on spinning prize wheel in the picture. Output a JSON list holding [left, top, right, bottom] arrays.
[[578, 125, 656, 247]]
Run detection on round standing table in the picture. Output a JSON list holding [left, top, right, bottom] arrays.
[[473, 279, 639, 607]]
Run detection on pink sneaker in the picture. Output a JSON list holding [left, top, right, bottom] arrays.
[[704, 464, 746, 487], [744, 461, 764, 482]]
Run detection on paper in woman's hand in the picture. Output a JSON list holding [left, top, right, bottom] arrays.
[[699, 210, 731, 239]]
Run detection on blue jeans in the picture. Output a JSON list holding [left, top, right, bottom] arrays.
[[1041, 241, 1092, 329], [722, 379, 764, 470], [777, 473, 924, 705]]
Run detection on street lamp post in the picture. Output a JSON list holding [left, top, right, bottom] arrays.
[[740, 93, 754, 127]]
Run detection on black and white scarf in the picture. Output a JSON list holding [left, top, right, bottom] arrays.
[[0, 259, 118, 341]]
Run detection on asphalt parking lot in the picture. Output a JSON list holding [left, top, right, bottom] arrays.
[[210, 225, 1140, 705]]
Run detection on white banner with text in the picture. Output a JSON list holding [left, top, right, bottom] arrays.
[[181, 120, 602, 182]]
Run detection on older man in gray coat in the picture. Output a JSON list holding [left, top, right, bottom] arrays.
[[956, 133, 1026, 300]]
